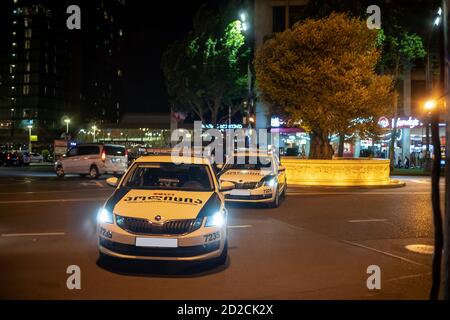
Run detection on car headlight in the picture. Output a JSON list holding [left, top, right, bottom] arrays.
[[256, 175, 277, 188], [97, 208, 113, 224], [205, 208, 226, 227]]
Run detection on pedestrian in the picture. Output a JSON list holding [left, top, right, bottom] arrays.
[[397, 155, 402, 168], [404, 156, 410, 169]]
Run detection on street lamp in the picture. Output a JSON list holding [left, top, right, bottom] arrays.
[[64, 118, 71, 135], [27, 124, 32, 152], [92, 125, 97, 143], [239, 8, 254, 142]]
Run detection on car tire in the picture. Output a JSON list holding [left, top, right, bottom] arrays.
[[268, 187, 280, 208], [56, 165, 65, 178], [89, 165, 100, 179], [212, 240, 228, 267]]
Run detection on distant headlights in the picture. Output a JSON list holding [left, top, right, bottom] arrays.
[[97, 207, 113, 224], [205, 208, 226, 227]]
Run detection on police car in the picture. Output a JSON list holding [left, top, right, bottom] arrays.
[[97, 155, 234, 265], [219, 152, 287, 207]]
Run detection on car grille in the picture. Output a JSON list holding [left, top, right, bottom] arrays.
[[233, 182, 258, 189], [99, 237, 220, 257], [115, 215, 201, 235]]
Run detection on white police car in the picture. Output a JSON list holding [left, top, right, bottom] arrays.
[[97, 155, 234, 265], [219, 152, 287, 207]]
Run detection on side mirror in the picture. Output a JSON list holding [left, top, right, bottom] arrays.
[[219, 181, 235, 192], [106, 177, 119, 188], [278, 165, 286, 173]]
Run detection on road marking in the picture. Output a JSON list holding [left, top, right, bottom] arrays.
[[342, 240, 426, 266], [0, 188, 110, 195], [1, 232, 65, 237], [80, 181, 104, 187], [0, 197, 106, 204], [286, 191, 437, 196], [227, 225, 253, 229], [348, 219, 388, 223]]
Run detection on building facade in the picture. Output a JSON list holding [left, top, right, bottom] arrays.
[[0, 0, 125, 145]]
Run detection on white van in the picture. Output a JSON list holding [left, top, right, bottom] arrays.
[[55, 144, 127, 178]]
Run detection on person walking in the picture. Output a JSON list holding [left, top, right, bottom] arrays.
[[404, 156, 410, 169]]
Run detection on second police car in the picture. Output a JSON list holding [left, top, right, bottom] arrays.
[[97, 155, 234, 265], [219, 151, 287, 207]]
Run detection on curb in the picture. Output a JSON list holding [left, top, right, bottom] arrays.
[[287, 180, 406, 191]]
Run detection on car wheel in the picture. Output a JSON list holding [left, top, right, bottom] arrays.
[[212, 240, 228, 266], [268, 187, 280, 208], [89, 165, 99, 179], [56, 165, 65, 178]]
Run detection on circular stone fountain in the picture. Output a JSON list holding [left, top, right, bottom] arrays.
[[281, 157, 404, 187]]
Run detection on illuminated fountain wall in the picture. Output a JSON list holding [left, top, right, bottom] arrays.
[[282, 158, 393, 186]]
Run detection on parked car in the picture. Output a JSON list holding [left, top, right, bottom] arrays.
[[16, 151, 31, 165], [2, 151, 21, 166], [285, 147, 300, 156], [54, 143, 128, 178], [29, 152, 44, 163]]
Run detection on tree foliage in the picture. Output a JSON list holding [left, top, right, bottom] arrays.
[[255, 13, 394, 159], [161, 5, 248, 124]]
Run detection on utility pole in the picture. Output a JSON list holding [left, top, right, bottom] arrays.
[[443, 0, 450, 300]]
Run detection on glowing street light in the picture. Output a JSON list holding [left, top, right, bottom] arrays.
[[92, 125, 97, 142], [27, 124, 32, 152], [64, 118, 71, 134], [424, 99, 437, 111]]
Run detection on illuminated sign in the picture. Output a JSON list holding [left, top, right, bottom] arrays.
[[202, 124, 243, 129], [378, 117, 422, 129]]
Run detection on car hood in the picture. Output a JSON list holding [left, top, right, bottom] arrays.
[[219, 169, 273, 183], [109, 189, 216, 220]]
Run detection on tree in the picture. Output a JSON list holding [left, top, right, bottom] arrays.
[[161, 4, 248, 125], [255, 13, 394, 159], [377, 31, 426, 171]]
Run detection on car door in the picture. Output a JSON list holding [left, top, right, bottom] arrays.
[[274, 156, 286, 192], [77, 145, 100, 174], [62, 147, 79, 173]]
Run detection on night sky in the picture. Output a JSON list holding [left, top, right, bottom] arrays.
[[122, 0, 210, 114]]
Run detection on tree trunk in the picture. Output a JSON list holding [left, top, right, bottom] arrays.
[[309, 130, 334, 159], [389, 93, 398, 173], [337, 133, 345, 158], [430, 111, 444, 300]]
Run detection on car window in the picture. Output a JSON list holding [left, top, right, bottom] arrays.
[[122, 162, 214, 191], [67, 147, 78, 157], [104, 146, 126, 156], [223, 156, 273, 171], [78, 146, 100, 155]]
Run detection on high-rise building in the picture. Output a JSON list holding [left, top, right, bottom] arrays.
[[0, 0, 125, 144]]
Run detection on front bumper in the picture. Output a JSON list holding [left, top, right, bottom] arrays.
[[223, 186, 275, 203], [97, 220, 226, 261]]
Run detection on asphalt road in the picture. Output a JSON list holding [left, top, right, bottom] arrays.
[[0, 165, 439, 299]]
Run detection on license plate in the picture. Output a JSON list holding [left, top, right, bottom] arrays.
[[230, 189, 251, 196], [111, 158, 121, 163], [135, 237, 178, 248]]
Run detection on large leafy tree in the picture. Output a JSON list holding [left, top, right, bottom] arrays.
[[255, 13, 394, 159], [161, 4, 248, 125]]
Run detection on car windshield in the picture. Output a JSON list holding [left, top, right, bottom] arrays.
[[121, 162, 214, 191], [223, 156, 273, 171]]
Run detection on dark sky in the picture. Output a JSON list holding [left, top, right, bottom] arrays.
[[122, 0, 210, 114]]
